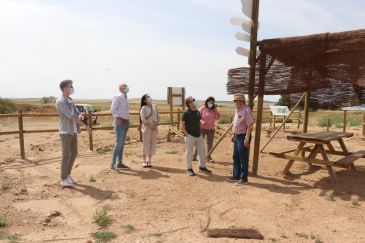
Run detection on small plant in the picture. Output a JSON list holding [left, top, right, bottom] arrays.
[[165, 150, 178, 155], [352, 199, 360, 207], [1, 179, 12, 191], [7, 233, 22, 243], [295, 232, 309, 239], [325, 192, 336, 202], [218, 118, 230, 124], [0, 215, 8, 228], [0, 231, 21, 243], [96, 146, 113, 154], [92, 231, 116, 243], [148, 232, 162, 237], [89, 174, 96, 183], [93, 206, 111, 227], [124, 224, 135, 234]]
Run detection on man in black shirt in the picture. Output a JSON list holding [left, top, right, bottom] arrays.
[[180, 96, 212, 176]]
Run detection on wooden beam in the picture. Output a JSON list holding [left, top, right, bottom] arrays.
[[303, 91, 310, 133], [252, 52, 266, 176], [343, 110, 347, 132], [260, 92, 306, 153]]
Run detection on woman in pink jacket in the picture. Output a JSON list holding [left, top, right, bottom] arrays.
[[193, 96, 220, 162]]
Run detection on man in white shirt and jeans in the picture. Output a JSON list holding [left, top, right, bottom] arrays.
[[110, 83, 130, 172], [55, 80, 91, 187]]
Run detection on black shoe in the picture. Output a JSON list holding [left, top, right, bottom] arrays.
[[225, 176, 240, 182], [187, 169, 195, 176], [235, 179, 248, 186], [199, 167, 212, 174], [117, 163, 130, 170], [110, 164, 120, 173]]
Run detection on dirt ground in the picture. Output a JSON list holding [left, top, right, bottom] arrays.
[[0, 122, 365, 243]]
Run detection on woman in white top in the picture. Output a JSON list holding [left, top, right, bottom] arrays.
[[139, 94, 160, 167]]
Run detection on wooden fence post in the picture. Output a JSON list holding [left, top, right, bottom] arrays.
[[18, 111, 25, 159], [327, 119, 330, 132], [87, 114, 93, 151]]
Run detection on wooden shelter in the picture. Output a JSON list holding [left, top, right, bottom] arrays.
[[227, 29, 365, 175]]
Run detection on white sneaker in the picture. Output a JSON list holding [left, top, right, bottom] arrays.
[[61, 179, 73, 187], [142, 161, 148, 168], [67, 176, 76, 184]]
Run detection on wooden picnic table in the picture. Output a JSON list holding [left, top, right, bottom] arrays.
[[270, 131, 365, 183]]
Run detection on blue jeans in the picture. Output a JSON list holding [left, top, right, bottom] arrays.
[[233, 134, 250, 180], [112, 120, 129, 164]]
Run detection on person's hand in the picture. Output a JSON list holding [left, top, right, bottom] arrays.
[[78, 114, 84, 120], [231, 136, 235, 143], [244, 138, 250, 148]]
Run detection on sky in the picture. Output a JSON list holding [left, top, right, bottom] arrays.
[[0, 0, 364, 101]]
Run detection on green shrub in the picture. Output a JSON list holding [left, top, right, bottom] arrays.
[[0, 98, 17, 114], [92, 231, 116, 242], [93, 206, 111, 227], [348, 118, 362, 127], [0, 215, 8, 228]]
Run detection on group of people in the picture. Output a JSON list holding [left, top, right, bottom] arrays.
[[55, 80, 253, 187]]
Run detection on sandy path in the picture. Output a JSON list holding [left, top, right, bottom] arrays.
[[0, 125, 364, 243]]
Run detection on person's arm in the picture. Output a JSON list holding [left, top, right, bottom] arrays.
[[57, 101, 90, 132], [199, 107, 206, 126], [180, 121, 188, 137], [111, 96, 119, 118], [243, 109, 254, 148], [180, 112, 188, 136]]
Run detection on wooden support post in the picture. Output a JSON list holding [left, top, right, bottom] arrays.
[[207, 123, 233, 158], [247, 0, 260, 110], [283, 115, 286, 131], [177, 109, 181, 131], [18, 111, 25, 159], [252, 52, 266, 176], [297, 108, 301, 129], [343, 110, 347, 132], [303, 91, 310, 133], [273, 115, 276, 128], [363, 113, 365, 137], [327, 119, 330, 132], [87, 114, 93, 151]]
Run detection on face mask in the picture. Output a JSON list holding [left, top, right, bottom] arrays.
[[70, 87, 74, 95], [124, 86, 129, 94], [208, 103, 214, 109], [147, 96, 152, 103]]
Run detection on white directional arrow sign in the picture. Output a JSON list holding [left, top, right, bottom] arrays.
[[241, 0, 253, 19], [236, 47, 250, 57], [235, 32, 251, 42], [230, 17, 251, 34]]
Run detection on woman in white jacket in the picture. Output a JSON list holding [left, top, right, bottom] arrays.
[[139, 94, 160, 168]]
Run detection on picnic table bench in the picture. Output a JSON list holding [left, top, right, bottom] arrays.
[[269, 131, 365, 183]]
